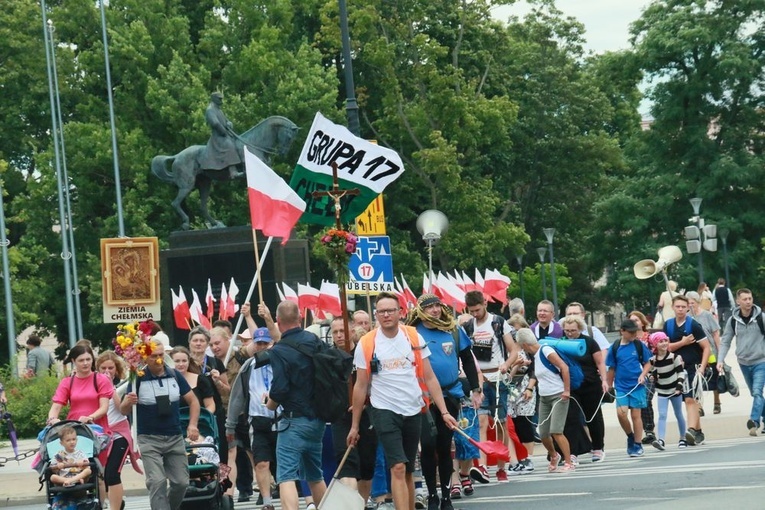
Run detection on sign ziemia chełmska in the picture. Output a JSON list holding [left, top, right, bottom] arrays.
[[100, 237, 161, 323]]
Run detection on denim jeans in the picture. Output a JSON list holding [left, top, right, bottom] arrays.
[[739, 362, 765, 424], [275, 416, 325, 483]]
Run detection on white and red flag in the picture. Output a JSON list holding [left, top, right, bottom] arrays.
[[226, 277, 240, 319], [282, 282, 299, 305], [318, 280, 342, 318], [219, 282, 229, 321], [190, 289, 211, 329], [205, 279, 216, 323], [245, 147, 306, 244], [172, 287, 191, 330], [297, 282, 320, 316], [484, 269, 511, 305]]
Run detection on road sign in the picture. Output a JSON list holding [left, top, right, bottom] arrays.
[[355, 195, 386, 236], [347, 235, 394, 295]]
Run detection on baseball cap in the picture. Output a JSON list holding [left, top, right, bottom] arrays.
[[253, 327, 272, 343], [620, 319, 639, 332]]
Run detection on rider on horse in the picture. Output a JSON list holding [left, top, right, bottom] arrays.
[[198, 92, 243, 179]]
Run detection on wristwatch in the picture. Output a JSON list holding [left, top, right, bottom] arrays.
[[471, 387, 482, 394]]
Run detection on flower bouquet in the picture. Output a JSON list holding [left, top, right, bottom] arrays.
[[320, 228, 358, 285], [113, 322, 158, 383]]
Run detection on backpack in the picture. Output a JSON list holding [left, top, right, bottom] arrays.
[[665, 317, 693, 339], [608, 339, 645, 368], [280, 336, 353, 423], [538, 346, 585, 390], [729, 312, 765, 337], [463, 315, 507, 362], [361, 326, 431, 412]]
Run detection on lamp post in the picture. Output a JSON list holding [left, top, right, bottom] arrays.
[[0, 180, 16, 376], [720, 228, 730, 286], [338, 0, 361, 136], [416, 210, 448, 293], [543, 228, 558, 316], [536, 247, 547, 301], [515, 254, 525, 304]]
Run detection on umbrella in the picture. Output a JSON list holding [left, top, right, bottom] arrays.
[[0, 403, 19, 460], [453, 426, 509, 462]]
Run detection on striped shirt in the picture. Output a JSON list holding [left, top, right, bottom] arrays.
[[650, 352, 685, 397]]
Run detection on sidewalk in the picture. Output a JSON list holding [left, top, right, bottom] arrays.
[[0, 363, 758, 507]]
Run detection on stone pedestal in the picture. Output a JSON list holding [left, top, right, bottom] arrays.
[[159, 226, 310, 345]]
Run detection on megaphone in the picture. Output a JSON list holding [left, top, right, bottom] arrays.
[[633, 245, 682, 279]]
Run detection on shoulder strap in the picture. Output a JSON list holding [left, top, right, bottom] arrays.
[[632, 340, 644, 365], [609, 341, 619, 367], [491, 316, 507, 359], [360, 330, 377, 372], [758, 314, 765, 336], [685, 318, 693, 335], [280, 336, 315, 357], [538, 346, 559, 374], [666, 318, 675, 338], [451, 327, 460, 353]]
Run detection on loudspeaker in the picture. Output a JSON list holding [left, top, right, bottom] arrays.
[[633, 245, 682, 279]]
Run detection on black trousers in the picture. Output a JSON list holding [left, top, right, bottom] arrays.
[[420, 396, 460, 498]]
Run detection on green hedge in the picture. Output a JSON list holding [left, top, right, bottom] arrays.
[[0, 367, 65, 439]]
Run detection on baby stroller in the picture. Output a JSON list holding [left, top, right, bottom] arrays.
[[180, 408, 227, 510], [37, 420, 104, 510]]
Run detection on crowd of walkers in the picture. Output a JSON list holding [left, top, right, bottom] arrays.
[[10, 275, 763, 510]]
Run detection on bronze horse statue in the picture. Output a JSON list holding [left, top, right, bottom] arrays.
[[151, 116, 299, 230]]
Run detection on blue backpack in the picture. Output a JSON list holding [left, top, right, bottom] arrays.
[[539, 346, 585, 390]]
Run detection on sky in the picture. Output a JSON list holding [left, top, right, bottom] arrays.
[[491, 1, 655, 54]]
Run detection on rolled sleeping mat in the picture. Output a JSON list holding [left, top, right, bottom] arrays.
[[539, 337, 586, 357]]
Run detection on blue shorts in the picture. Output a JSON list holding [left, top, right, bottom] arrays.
[[478, 380, 508, 420], [275, 416, 325, 484], [454, 405, 479, 460], [615, 385, 647, 409]]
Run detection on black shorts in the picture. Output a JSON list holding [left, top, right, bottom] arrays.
[[233, 413, 251, 449], [369, 407, 421, 473], [250, 416, 278, 464], [331, 409, 377, 480]]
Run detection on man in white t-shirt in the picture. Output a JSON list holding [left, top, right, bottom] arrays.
[[462, 290, 518, 484], [348, 292, 458, 510]]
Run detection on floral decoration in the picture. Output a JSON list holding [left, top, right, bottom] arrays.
[[114, 322, 158, 382], [320, 228, 358, 285]]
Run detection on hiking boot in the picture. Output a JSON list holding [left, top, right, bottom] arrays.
[[496, 468, 509, 482], [591, 450, 605, 463], [747, 419, 758, 436], [652, 438, 665, 451], [459, 474, 474, 495], [641, 431, 656, 445], [427, 494, 440, 510], [684, 428, 697, 446], [450, 485, 461, 500], [678, 439, 688, 449], [469, 465, 490, 484]]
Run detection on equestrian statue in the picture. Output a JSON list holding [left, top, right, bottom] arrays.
[[151, 92, 299, 230]]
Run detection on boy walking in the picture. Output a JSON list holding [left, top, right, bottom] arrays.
[[606, 320, 652, 457]]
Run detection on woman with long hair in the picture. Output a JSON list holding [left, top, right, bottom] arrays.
[[96, 351, 143, 510]]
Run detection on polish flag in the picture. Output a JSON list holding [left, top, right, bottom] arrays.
[[462, 270, 478, 293], [282, 282, 299, 305], [394, 277, 409, 311], [276, 283, 286, 302], [172, 288, 191, 330], [190, 289, 211, 329], [205, 279, 216, 323], [297, 283, 320, 315], [449, 271, 466, 292], [437, 272, 466, 312], [226, 277, 240, 318], [475, 268, 491, 302], [318, 280, 342, 318], [219, 283, 229, 321], [484, 269, 511, 305], [400, 274, 418, 309], [245, 147, 306, 244]]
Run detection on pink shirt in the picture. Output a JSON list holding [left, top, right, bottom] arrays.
[[53, 373, 115, 432]]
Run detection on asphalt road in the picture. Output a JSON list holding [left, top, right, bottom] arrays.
[[8, 436, 763, 510]]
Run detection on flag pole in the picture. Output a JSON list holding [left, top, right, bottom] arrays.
[[223, 235, 274, 366], [251, 229, 265, 303]]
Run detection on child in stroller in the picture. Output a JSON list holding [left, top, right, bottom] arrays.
[[49, 426, 92, 487], [37, 420, 104, 510]]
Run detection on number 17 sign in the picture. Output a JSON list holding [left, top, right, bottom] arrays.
[[347, 236, 395, 295]]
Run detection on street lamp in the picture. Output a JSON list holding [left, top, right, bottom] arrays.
[[685, 198, 717, 284], [416, 210, 448, 293], [720, 228, 730, 285], [536, 247, 548, 301], [543, 228, 558, 316], [0, 180, 16, 376], [515, 254, 525, 304]]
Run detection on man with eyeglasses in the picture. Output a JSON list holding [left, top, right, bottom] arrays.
[[348, 292, 458, 510]]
